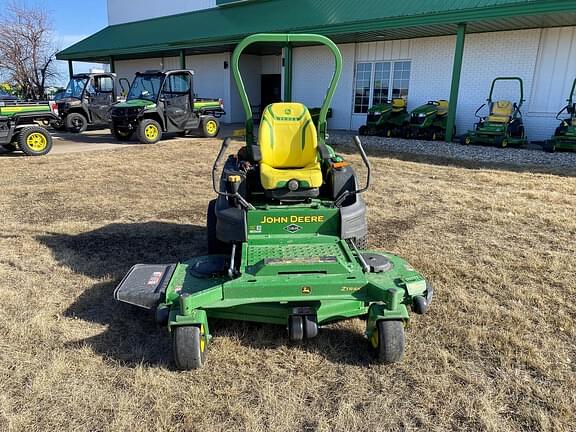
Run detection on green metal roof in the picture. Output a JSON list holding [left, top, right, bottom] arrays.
[[57, 0, 576, 62]]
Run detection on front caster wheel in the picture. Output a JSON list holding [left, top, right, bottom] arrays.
[[173, 325, 207, 370], [412, 295, 430, 315], [303, 315, 318, 339], [288, 315, 304, 341], [371, 320, 405, 364]]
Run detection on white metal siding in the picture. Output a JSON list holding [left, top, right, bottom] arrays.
[[107, 0, 216, 25]]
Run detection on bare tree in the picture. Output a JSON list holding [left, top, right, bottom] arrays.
[[0, 1, 60, 100]]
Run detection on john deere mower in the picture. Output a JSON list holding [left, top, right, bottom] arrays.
[[114, 34, 433, 370], [406, 100, 450, 141], [461, 77, 528, 148], [359, 98, 409, 137], [544, 78, 576, 153]]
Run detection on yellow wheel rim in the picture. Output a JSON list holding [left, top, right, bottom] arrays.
[[432, 133, 437, 140], [206, 120, 217, 135], [387, 130, 391, 137], [199, 324, 206, 353], [502, 139, 508, 147], [145, 124, 159, 140], [26, 132, 47, 151], [370, 326, 379, 349], [465, 136, 471, 144]]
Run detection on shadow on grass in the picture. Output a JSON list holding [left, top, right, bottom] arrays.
[[39, 221, 378, 368]]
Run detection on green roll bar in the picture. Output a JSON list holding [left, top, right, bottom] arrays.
[[231, 33, 343, 149], [488, 77, 525, 109]]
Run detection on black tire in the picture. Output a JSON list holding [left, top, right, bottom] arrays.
[[65, 112, 88, 133], [371, 320, 405, 364], [207, 200, 229, 254], [1, 143, 17, 152], [460, 134, 471, 145], [51, 120, 66, 131], [288, 315, 304, 342], [173, 325, 207, 370], [412, 296, 429, 315], [201, 116, 219, 138], [543, 140, 556, 153], [303, 315, 318, 339], [358, 125, 367, 136], [137, 119, 162, 144], [499, 136, 509, 148], [17, 126, 53, 156], [111, 125, 133, 141], [353, 236, 368, 250]]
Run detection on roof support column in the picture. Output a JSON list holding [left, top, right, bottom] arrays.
[[180, 50, 186, 69], [446, 23, 466, 143], [283, 43, 293, 102], [110, 56, 116, 73], [68, 61, 74, 79]]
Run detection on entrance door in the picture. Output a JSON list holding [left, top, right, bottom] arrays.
[[261, 74, 281, 112]]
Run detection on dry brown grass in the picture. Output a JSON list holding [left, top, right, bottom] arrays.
[[0, 139, 575, 432]]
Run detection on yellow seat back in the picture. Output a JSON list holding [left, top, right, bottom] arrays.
[[392, 98, 406, 112], [436, 100, 449, 116], [487, 100, 513, 123], [259, 103, 318, 168]]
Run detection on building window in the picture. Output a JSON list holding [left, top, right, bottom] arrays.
[[353, 60, 411, 113]]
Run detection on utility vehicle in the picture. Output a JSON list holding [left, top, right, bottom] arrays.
[[544, 78, 576, 152], [461, 77, 528, 148], [110, 70, 225, 144], [114, 34, 433, 370], [359, 98, 409, 137], [0, 100, 58, 156], [406, 100, 451, 141], [55, 72, 130, 132]]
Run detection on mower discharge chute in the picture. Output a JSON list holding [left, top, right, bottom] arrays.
[[406, 100, 451, 141], [544, 78, 576, 153], [461, 77, 528, 148], [114, 34, 433, 370], [359, 98, 409, 137]]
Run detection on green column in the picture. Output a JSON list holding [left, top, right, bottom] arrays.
[[180, 50, 186, 69], [110, 56, 116, 73], [283, 44, 293, 102], [446, 23, 467, 142], [68, 60, 74, 79]]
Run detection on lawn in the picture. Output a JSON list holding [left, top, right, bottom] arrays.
[[0, 139, 574, 431]]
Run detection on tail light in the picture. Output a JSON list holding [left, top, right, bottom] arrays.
[[219, 98, 224, 109], [51, 102, 59, 116]]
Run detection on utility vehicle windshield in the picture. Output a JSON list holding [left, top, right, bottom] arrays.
[[64, 77, 88, 99], [127, 74, 163, 102]]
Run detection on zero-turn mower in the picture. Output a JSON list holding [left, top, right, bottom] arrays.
[[114, 34, 433, 370], [359, 98, 409, 137], [406, 100, 451, 141], [544, 78, 576, 153], [461, 77, 528, 148]]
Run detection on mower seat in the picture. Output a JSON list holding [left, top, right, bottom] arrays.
[[392, 98, 406, 112], [487, 100, 513, 123], [258, 103, 323, 192], [436, 100, 449, 117]]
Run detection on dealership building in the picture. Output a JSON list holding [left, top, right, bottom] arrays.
[[57, 0, 576, 141]]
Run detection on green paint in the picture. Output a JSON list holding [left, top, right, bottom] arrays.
[[283, 44, 292, 103], [446, 23, 466, 143]]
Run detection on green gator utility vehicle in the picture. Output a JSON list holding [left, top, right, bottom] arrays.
[[114, 34, 432, 370], [359, 98, 409, 137], [56, 72, 130, 133], [406, 100, 451, 141], [0, 100, 57, 156], [544, 78, 576, 153], [110, 70, 225, 144]]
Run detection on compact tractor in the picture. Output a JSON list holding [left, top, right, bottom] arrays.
[[461, 77, 528, 148], [110, 70, 225, 144], [406, 100, 451, 141], [114, 34, 433, 370], [544, 78, 576, 153], [55, 72, 130, 133], [0, 100, 58, 156], [359, 98, 409, 137]]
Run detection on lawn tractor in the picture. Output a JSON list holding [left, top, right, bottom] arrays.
[[359, 98, 409, 137], [114, 34, 433, 370], [55, 72, 131, 133], [461, 77, 528, 148], [406, 100, 451, 141], [110, 70, 225, 144], [544, 78, 576, 153], [0, 100, 58, 156]]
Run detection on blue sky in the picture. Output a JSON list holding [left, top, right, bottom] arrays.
[[50, 0, 109, 85]]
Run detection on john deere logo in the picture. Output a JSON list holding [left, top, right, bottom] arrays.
[[301, 286, 311, 295], [284, 224, 302, 234], [284, 108, 292, 115]]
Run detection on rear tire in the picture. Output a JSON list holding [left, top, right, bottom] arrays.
[[460, 134, 471, 145], [173, 325, 207, 370], [137, 119, 162, 144], [353, 236, 368, 250], [207, 199, 229, 254], [201, 116, 219, 138], [543, 140, 556, 153], [65, 112, 88, 133], [17, 126, 53, 156], [358, 125, 367, 136], [371, 320, 405, 364]]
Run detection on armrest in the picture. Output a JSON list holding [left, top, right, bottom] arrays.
[[318, 144, 331, 161]]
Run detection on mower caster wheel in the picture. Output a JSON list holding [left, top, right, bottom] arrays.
[[173, 325, 207, 370], [288, 315, 304, 342], [412, 295, 429, 315], [371, 320, 405, 364], [303, 315, 318, 339]]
